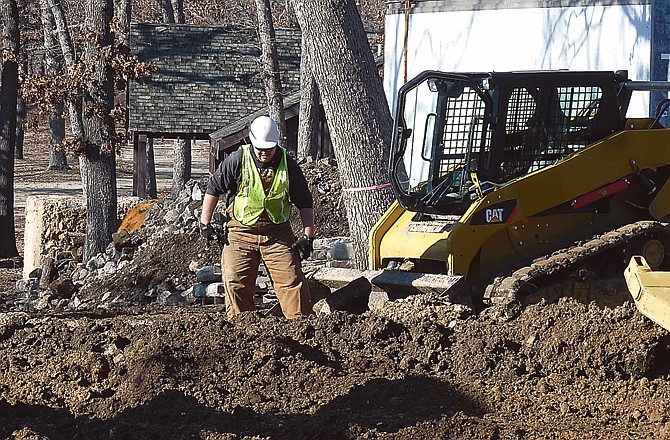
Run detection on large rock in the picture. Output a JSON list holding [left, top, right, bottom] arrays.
[[196, 265, 222, 283], [315, 276, 371, 314]]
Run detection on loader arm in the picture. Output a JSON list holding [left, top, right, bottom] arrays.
[[625, 256, 670, 332], [650, 178, 670, 221]]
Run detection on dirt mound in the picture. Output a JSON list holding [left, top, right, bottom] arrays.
[[1, 297, 670, 439], [77, 229, 222, 305], [292, 158, 349, 238], [453, 298, 668, 382]]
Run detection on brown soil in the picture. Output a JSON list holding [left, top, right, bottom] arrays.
[[1, 298, 669, 439], [298, 158, 349, 239], [2, 130, 670, 439]]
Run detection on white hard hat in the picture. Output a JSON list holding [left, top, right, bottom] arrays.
[[249, 116, 279, 150]]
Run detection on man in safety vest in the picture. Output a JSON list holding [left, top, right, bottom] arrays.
[[199, 116, 314, 319]]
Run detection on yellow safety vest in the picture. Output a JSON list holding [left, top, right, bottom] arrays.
[[233, 145, 291, 225]]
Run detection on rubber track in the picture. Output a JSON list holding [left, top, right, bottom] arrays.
[[484, 220, 668, 304]]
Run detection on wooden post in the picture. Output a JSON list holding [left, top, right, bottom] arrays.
[[209, 139, 218, 174], [146, 137, 157, 199], [133, 132, 147, 197]]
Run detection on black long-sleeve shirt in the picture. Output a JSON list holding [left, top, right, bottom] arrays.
[[205, 147, 314, 209]]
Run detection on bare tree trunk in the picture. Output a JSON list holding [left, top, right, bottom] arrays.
[[15, 91, 25, 159], [80, 0, 117, 260], [291, 0, 394, 268], [173, 0, 188, 192], [40, 0, 64, 165], [45, 0, 74, 66], [47, 105, 69, 170], [0, 0, 19, 258], [114, 0, 131, 47], [15, 0, 25, 161], [172, 138, 191, 198], [255, 0, 287, 151], [157, 0, 190, 198], [40, 0, 68, 170], [297, 33, 319, 161], [45, 0, 85, 144], [146, 137, 157, 198], [158, 0, 175, 23], [172, 0, 184, 23]]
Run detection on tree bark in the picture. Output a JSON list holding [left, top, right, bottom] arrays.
[[172, 138, 191, 198], [0, 0, 20, 258], [172, 0, 184, 23], [45, 0, 85, 143], [15, 91, 25, 160], [297, 33, 319, 161], [291, 0, 394, 268], [114, 0, 132, 47], [40, 0, 69, 170], [79, 0, 118, 260], [255, 0, 287, 151], [146, 137, 157, 198], [157, 0, 190, 198], [47, 105, 69, 170], [158, 0, 175, 23]]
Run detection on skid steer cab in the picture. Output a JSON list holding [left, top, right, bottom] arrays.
[[314, 69, 670, 311]]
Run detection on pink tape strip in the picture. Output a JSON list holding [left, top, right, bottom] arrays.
[[338, 183, 392, 209], [341, 183, 392, 192]]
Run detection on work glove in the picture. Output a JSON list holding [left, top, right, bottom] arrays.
[[291, 234, 314, 260], [219, 223, 229, 246], [199, 222, 218, 243], [212, 212, 229, 246]]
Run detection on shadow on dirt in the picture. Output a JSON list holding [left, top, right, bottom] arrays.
[[645, 332, 670, 380], [278, 376, 485, 439], [0, 376, 483, 439]]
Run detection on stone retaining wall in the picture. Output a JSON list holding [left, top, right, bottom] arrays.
[[23, 195, 145, 278]]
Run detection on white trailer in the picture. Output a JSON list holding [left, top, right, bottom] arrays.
[[384, 0, 670, 120]]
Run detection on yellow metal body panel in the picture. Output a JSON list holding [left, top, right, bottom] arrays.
[[369, 200, 406, 269], [625, 118, 656, 130], [374, 207, 453, 267], [373, 126, 670, 283], [625, 256, 670, 332], [650, 179, 670, 221]]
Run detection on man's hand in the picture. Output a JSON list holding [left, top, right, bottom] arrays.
[[291, 235, 313, 260], [212, 212, 229, 246], [219, 224, 229, 246], [199, 222, 218, 243]]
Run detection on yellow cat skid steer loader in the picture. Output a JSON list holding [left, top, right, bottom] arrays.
[[314, 69, 670, 312]]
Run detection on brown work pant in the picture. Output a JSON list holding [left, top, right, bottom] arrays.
[[222, 217, 311, 319]]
